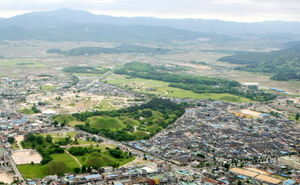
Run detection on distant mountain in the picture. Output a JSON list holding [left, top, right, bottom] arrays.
[[1, 8, 300, 34], [0, 24, 236, 43], [217, 44, 300, 81]]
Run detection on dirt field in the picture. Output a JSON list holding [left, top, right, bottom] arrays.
[[229, 167, 259, 177], [11, 150, 42, 165], [240, 109, 262, 117], [0, 172, 13, 183], [256, 174, 282, 184], [245, 167, 272, 175]]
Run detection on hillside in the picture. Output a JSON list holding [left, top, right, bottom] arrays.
[[217, 44, 300, 81]]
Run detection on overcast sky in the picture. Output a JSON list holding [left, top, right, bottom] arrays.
[[0, 0, 300, 22]]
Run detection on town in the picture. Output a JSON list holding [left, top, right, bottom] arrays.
[[0, 71, 299, 185]]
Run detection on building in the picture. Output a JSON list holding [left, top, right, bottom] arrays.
[[279, 155, 300, 169]]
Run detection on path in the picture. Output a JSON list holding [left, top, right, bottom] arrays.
[[64, 150, 82, 167]]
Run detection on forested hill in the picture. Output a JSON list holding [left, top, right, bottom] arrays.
[[0, 24, 236, 43], [217, 44, 300, 81]]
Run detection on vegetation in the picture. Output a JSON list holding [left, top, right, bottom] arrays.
[[218, 44, 300, 81], [115, 62, 276, 101], [45, 160, 68, 176], [63, 44, 172, 56], [73, 98, 185, 141], [62, 66, 109, 74]]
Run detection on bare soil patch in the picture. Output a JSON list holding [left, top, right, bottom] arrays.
[[11, 150, 42, 165]]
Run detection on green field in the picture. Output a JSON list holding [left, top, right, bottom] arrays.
[[41, 85, 56, 90], [18, 164, 47, 179], [160, 86, 252, 102], [0, 60, 45, 67], [89, 116, 125, 130], [18, 152, 80, 179], [104, 74, 129, 85]]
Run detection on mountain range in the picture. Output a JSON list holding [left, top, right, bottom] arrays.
[[1, 8, 300, 34]]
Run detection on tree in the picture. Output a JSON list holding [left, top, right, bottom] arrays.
[[31, 161, 34, 165], [238, 180, 242, 185], [52, 121, 59, 127], [296, 113, 300, 121], [61, 121, 66, 128], [46, 135, 52, 143], [36, 135, 44, 145], [7, 137, 15, 144], [74, 167, 81, 174], [82, 166, 86, 173]]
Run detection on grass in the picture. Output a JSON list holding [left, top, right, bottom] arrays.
[[76, 139, 99, 145], [95, 100, 118, 110], [123, 118, 140, 126], [161, 86, 252, 102], [74, 150, 135, 167], [68, 120, 84, 127], [104, 74, 129, 85], [54, 115, 76, 123], [18, 152, 80, 179], [51, 152, 81, 169], [90, 116, 125, 130], [18, 108, 35, 114], [41, 131, 78, 138], [131, 131, 148, 138], [41, 85, 56, 90], [18, 164, 47, 179]]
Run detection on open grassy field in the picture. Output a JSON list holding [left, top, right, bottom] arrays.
[[18, 164, 47, 179]]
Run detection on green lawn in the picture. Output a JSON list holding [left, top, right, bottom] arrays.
[[18, 152, 80, 179], [18, 164, 47, 179], [89, 116, 125, 130]]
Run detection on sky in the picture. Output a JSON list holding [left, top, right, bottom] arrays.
[[0, 0, 300, 22]]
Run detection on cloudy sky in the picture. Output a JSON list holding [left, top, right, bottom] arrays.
[[0, 0, 300, 22]]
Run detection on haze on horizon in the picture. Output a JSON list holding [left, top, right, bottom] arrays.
[[0, 0, 300, 23]]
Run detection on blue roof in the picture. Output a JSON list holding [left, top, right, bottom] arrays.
[[284, 179, 296, 185], [85, 174, 101, 180]]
